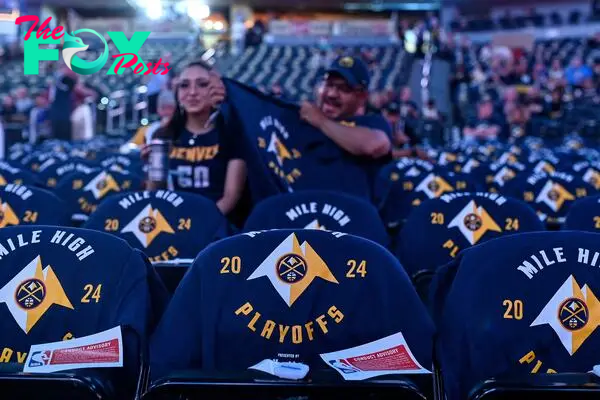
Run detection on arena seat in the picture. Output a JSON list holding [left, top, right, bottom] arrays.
[[55, 169, 143, 225], [98, 154, 144, 177], [571, 161, 600, 191], [484, 161, 529, 194], [468, 373, 600, 399], [0, 226, 168, 399], [502, 171, 595, 228], [37, 160, 97, 189], [377, 169, 477, 227], [564, 195, 600, 232], [396, 192, 544, 298], [0, 184, 69, 226], [85, 190, 230, 292], [19, 151, 69, 173], [374, 159, 438, 206], [244, 190, 389, 246], [0, 161, 41, 187], [227, 44, 407, 101], [147, 229, 433, 399], [431, 231, 600, 400]]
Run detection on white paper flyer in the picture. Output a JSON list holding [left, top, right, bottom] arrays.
[[320, 331, 431, 380], [23, 326, 123, 373]]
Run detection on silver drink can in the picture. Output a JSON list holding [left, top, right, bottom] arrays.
[[147, 139, 171, 184]]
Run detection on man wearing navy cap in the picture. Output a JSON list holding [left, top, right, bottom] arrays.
[[299, 55, 392, 200]]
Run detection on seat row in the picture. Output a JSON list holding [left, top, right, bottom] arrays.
[[1, 226, 599, 399]]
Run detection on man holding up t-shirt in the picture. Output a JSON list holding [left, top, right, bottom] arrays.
[[299, 56, 392, 201]]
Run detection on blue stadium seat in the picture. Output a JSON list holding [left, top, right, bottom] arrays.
[[20, 151, 69, 173], [244, 190, 389, 246], [432, 231, 600, 400], [0, 184, 69, 227], [55, 169, 143, 225], [503, 171, 595, 228], [0, 226, 168, 398], [564, 195, 600, 232], [378, 169, 476, 227], [468, 373, 600, 399], [98, 155, 144, 177], [148, 230, 433, 398], [226, 44, 408, 101], [374, 159, 437, 208], [85, 190, 230, 292], [0, 161, 41, 187], [396, 192, 544, 298], [571, 161, 600, 191], [37, 160, 97, 189], [484, 161, 529, 194]]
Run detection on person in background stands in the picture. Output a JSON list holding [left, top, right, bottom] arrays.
[[49, 67, 95, 141], [71, 91, 94, 141], [28, 92, 50, 145], [14, 87, 33, 115], [565, 56, 592, 87], [49, 67, 77, 141], [145, 53, 172, 115], [129, 90, 176, 147], [463, 96, 502, 143], [1, 95, 18, 124]]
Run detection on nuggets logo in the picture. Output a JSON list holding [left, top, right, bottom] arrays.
[[121, 204, 175, 248], [16, 278, 46, 309], [533, 161, 555, 174], [559, 298, 588, 331], [258, 116, 302, 185], [531, 275, 600, 355], [497, 152, 518, 165], [247, 233, 338, 307], [83, 171, 120, 200], [0, 256, 73, 333], [493, 167, 516, 187], [448, 200, 502, 245], [535, 181, 575, 212], [415, 173, 454, 199], [267, 133, 293, 166], [0, 201, 19, 228], [583, 168, 600, 190], [461, 159, 480, 174], [139, 216, 157, 233], [438, 152, 457, 165], [277, 253, 308, 283]]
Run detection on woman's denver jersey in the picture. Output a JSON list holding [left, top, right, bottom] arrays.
[[168, 126, 242, 201]]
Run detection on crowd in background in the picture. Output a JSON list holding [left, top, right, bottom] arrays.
[[449, 7, 592, 33], [446, 30, 600, 144], [1, 7, 598, 152]]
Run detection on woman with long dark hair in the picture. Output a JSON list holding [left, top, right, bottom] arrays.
[[148, 61, 247, 216]]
